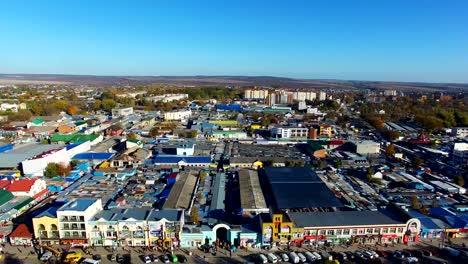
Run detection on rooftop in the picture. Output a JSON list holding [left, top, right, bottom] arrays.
[[288, 210, 405, 228], [59, 198, 99, 212], [239, 169, 267, 210], [0, 144, 65, 168], [263, 167, 342, 209]]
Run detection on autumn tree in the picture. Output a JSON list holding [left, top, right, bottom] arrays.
[[385, 144, 396, 156], [149, 127, 160, 137], [67, 105, 78, 115], [126, 132, 138, 140], [101, 99, 117, 111]]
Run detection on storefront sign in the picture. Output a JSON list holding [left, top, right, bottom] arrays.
[[61, 239, 87, 243], [381, 234, 398, 238], [304, 235, 326, 240]]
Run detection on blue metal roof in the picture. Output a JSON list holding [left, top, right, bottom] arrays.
[[34, 202, 65, 218], [72, 152, 115, 160], [153, 155, 211, 164], [59, 198, 99, 212], [408, 210, 445, 230], [216, 104, 243, 111]]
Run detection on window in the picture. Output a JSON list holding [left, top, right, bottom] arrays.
[[319, 230, 326, 235], [343, 229, 350, 235], [327, 230, 334, 235], [351, 229, 357, 235], [382, 228, 388, 233], [336, 230, 342, 235], [366, 228, 373, 234], [374, 228, 380, 234], [390, 228, 396, 233], [397, 228, 404, 233], [358, 229, 364, 234]]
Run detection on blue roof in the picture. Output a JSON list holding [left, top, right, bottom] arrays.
[[34, 202, 65, 218], [72, 152, 115, 160], [430, 207, 468, 228], [153, 155, 211, 164], [66, 143, 82, 150], [59, 198, 99, 212], [408, 210, 445, 230], [216, 104, 243, 111]]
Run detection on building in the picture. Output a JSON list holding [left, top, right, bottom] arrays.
[[57, 198, 103, 245], [270, 127, 308, 139], [452, 127, 468, 138], [351, 140, 381, 155], [453, 142, 468, 165], [147, 93, 188, 102], [244, 89, 269, 100], [318, 91, 327, 101], [8, 224, 33, 246], [164, 109, 191, 121], [239, 169, 269, 216], [318, 125, 333, 138], [288, 211, 411, 245], [6, 178, 47, 199], [32, 203, 63, 245], [384, 90, 397, 96], [111, 107, 134, 117], [21, 147, 70, 177], [152, 155, 212, 168], [176, 142, 195, 156], [88, 209, 184, 247]]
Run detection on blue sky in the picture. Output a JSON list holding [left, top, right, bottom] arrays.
[[1, 0, 467, 82]]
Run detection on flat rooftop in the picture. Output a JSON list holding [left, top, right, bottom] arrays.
[[288, 210, 404, 228], [263, 167, 342, 209], [239, 169, 267, 210], [0, 143, 65, 168]]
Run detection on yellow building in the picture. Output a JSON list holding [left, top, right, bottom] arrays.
[[208, 120, 238, 126], [260, 212, 303, 246], [32, 205, 61, 245], [319, 125, 333, 138]]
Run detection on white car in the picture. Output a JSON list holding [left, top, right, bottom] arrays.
[[40, 251, 53, 261], [143, 255, 152, 263]]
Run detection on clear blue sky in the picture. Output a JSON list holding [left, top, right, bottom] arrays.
[[1, 0, 467, 82]]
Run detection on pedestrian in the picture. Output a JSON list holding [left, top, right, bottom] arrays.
[[229, 250, 232, 257]]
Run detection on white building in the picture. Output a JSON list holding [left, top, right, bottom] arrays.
[[148, 94, 188, 102], [176, 142, 195, 156], [318, 91, 327, 101], [352, 140, 381, 155], [21, 147, 71, 177], [270, 127, 308, 139], [57, 198, 103, 245], [452, 127, 468, 138], [111, 107, 134, 117], [164, 109, 191, 121], [0, 103, 26, 112], [6, 178, 47, 197], [384, 90, 397, 96]]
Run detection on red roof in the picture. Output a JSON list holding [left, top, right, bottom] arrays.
[[33, 188, 49, 200], [168, 173, 178, 179], [7, 178, 37, 193], [329, 140, 345, 145], [9, 224, 32, 238], [0, 180, 11, 189]]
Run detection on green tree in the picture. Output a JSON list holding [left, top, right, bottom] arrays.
[[44, 163, 60, 178], [286, 160, 296, 167], [455, 175, 465, 187], [101, 99, 117, 111]]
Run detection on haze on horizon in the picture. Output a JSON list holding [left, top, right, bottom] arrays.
[[1, 0, 467, 83]]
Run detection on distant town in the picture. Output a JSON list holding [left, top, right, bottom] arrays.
[[0, 82, 466, 263]]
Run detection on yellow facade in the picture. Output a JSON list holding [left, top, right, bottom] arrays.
[[208, 120, 238, 126], [252, 160, 263, 169], [33, 216, 59, 243], [261, 213, 302, 244]]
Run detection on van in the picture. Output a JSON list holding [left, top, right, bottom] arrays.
[[304, 252, 316, 262], [257, 254, 267, 263], [81, 259, 101, 264], [289, 252, 300, 264], [267, 253, 278, 263], [297, 252, 307, 263], [312, 251, 322, 260]]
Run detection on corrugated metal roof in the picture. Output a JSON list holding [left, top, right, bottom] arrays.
[[72, 152, 115, 160], [289, 211, 404, 228], [153, 155, 211, 164]]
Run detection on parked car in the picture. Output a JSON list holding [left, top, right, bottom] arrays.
[[160, 254, 170, 263], [280, 253, 289, 262], [150, 254, 159, 262], [393, 251, 406, 261], [288, 252, 300, 264], [116, 254, 124, 263], [92, 254, 102, 261], [376, 250, 389, 258], [311, 251, 322, 260], [258, 254, 268, 264], [296, 252, 307, 263], [142, 255, 152, 263], [39, 251, 53, 261], [267, 253, 278, 263], [178, 255, 187, 263], [345, 251, 355, 260]]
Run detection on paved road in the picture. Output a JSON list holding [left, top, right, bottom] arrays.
[[1, 238, 466, 264]]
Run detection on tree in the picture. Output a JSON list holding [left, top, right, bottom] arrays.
[[410, 196, 422, 210], [57, 163, 71, 176], [149, 127, 160, 137], [190, 206, 199, 223], [44, 163, 60, 178], [335, 159, 343, 169], [101, 99, 117, 111], [455, 175, 465, 187], [411, 156, 424, 169], [366, 167, 375, 181], [385, 144, 396, 156], [67, 105, 78, 115], [286, 160, 296, 167], [126, 132, 138, 140]]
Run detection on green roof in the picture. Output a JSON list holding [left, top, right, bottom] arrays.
[[307, 140, 325, 151], [128, 138, 142, 145], [13, 197, 34, 210], [0, 189, 13, 207], [51, 133, 99, 143], [31, 118, 44, 125]]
